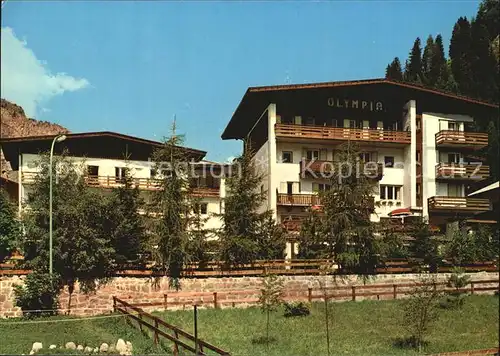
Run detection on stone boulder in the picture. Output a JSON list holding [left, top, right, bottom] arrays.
[[115, 339, 128, 355], [77, 345, 84, 351], [49, 345, 57, 350], [31, 342, 43, 353], [84, 346, 93, 353], [65, 342, 76, 350], [99, 343, 109, 353]]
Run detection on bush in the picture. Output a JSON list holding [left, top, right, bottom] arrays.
[[440, 267, 470, 309], [14, 271, 60, 318], [284, 302, 310, 317]]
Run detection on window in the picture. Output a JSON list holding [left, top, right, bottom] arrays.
[[87, 165, 99, 176], [312, 183, 331, 192], [384, 156, 395, 168], [305, 117, 315, 126], [115, 167, 128, 181], [330, 119, 338, 127], [282, 181, 300, 194], [448, 153, 460, 164], [282, 151, 293, 163], [448, 122, 459, 131], [306, 150, 319, 160], [281, 116, 294, 124], [150, 168, 157, 178], [287, 182, 293, 194], [194, 203, 208, 215], [448, 184, 462, 197], [380, 185, 401, 200], [349, 120, 356, 128], [359, 152, 371, 162]]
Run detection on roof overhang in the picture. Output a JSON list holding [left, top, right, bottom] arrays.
[[468, 181, 500, 197], [222, 78, 499, 140], [0, 131, 206, 170]]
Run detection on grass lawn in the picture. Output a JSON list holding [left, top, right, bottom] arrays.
[[0, 314, 164, 355], [153, 295, 499, 356], [0, 295, 497, 355]]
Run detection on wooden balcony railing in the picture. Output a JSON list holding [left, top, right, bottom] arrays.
[[428, 196, 491, 213], [275, 124, 411, 144], [277, 193, 321, 206], [435, 130, 488, 148], [435, 163, 489, 180], [299, 160, 383, 180], [21, 172, 220, 197]]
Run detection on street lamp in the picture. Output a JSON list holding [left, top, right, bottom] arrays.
[[49, 134, 66, 276]]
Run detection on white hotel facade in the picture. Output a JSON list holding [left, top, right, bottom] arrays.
[[0, 132, 226, 233], [222, 78, 497, 254]]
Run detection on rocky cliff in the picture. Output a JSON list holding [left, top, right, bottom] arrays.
[[0, 99, 70, 177]]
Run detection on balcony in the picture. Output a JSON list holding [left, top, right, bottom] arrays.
[[428, 196, 491, 214], [299, 160, 383, 180], [275, 124, 411, 145], [435, 130, 488, 149], [277, 193, 321, 206], [435, 163, 489, 181], [21, 172, 220, 197]]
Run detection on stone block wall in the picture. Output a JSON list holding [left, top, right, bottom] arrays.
[[1, 272, 498, 318]]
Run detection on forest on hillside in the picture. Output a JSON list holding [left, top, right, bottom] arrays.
[[385, 0, 499, 180]]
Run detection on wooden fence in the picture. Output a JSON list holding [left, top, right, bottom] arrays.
[[122, 278, 499, 311], [1, 259, 498, 277], [113, 297, 230, 355]]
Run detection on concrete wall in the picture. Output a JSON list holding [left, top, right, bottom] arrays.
[[1, 272, 497, 318]]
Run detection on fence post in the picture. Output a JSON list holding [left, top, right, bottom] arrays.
[[351, 286, 356, 301], [433, 282, 437, 292], [113, 296, 116, 312], [164, 294, 167, 311], [139, 313, 143, 333], [194, 305, 199, 355], [470, 281, 475, 295], [153, 319, 159, 345], [173, 331, 179, 356], [308, 287, 312, 302], [213, 292, 218, 309], [393, 284, 397, 300]]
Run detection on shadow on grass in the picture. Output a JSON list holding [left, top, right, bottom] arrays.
[[252, 336, 277, 345], [392, 336, 428, 350]]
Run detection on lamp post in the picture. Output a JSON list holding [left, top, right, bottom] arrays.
[[49, 134, 66, 276]]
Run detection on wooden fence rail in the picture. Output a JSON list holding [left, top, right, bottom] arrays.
[[113, 297, 230, 356], [122, 279, 499, 311], [1, 259, 498, 277]]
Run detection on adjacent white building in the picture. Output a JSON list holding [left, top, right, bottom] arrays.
[[0, 131, 226, 232], [222, 78, 497, 256]]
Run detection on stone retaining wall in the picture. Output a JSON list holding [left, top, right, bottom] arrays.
[[1, 272, 498, 318]]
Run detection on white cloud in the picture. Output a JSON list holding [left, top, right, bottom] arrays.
[[0, 27, 90, 118]]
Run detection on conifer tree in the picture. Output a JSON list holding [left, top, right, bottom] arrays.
[[470, 18, 499, 102], [297, 209, 326, 259], [187, 195, 213, 268], [422, 35, 434, 84], [21, 152, 115, 309], [404, 38, 423, 83], [0, 188, 19, 263], [106, 161, 146, 265], [385, 57, 404, 81], [218, 142, 284, 267], [450, 17, 473, 96], [150, 121, 193, 288], [431, 34, 449, 89], [320, 142, 379, 274]]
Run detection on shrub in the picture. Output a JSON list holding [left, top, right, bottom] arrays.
[[284, 302, 310, 317], [401, 275, 442, 352], [440, 267, 471, 309], [14, 271, 60, 318]]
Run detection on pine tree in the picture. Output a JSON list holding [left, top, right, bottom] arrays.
[[187, 195, 213, 268], [320, 142, 379, 274], [385, 57, 404, 81], [431, 34, 449, 89], [106, 161, 146, 265], [470, 17, 499, 102], [0, 188, 19, 262], [409, 218, 440, 272], [218, 142, 284, 267], [21, 152, 115, 310], [404, 38, 423, 83], [476, 0, 499, 43], [150, 121, 193, 288], [297, 209, 326, 259], [450, 17, 474, 96], [422, 35, 434, 84]]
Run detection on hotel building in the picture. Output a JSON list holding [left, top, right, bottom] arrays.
[[0, 131, 226, 232], [222, 78, 498, 254]]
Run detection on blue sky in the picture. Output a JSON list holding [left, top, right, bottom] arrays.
[[1, 0, 481, 161]]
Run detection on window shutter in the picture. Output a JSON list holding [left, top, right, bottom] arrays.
[[280, 182, 287, 194], [343, 119, 350, 128], [294, 116, 302, 125], [292, 182, 300, 194]]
